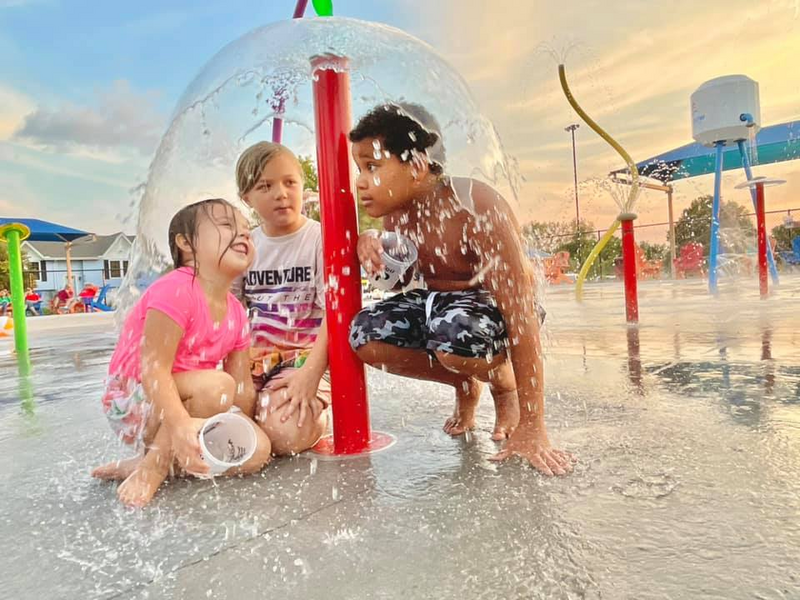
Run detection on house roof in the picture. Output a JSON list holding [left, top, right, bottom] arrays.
[[24, 233, 135, 260]]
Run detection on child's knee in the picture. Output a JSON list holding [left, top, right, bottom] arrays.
[[354, 341, 385, 366], [434, 350, 505, 381], [209, 372, 237, 408], [434, 350, 467, 373], [226, 420, 272, 476], [258, 408, 325, 456], [188, 371, 236, 416], [246, 425, 273, 470]]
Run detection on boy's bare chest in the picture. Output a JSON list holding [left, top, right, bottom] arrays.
[[395, 215, 477, 283]]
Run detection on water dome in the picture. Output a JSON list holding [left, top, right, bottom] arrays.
[[124, 17, 519, 300]]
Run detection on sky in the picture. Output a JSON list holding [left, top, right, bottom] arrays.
[[1, 0, 799, 245]]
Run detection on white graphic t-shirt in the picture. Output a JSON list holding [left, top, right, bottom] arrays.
[[239, 219, 326, 354]]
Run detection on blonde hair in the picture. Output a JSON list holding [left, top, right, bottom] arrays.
[[235, 141, 304, 197]]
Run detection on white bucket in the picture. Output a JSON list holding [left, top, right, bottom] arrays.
[[198, 412, 257, 475], [369, 232, 418, 291]]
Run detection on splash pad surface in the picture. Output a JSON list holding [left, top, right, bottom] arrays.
[[2, 277, 799, 599]]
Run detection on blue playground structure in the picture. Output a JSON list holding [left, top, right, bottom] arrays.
[[780, 236, 800, 267], [81, 284, 114, 312]]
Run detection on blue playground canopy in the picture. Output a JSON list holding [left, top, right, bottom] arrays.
[[0, 218, 89, 242], [612, 120, 800, 182]]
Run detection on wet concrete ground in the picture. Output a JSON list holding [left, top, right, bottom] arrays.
[[2, 277, 799, 599]]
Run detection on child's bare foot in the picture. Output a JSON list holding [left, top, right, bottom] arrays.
[[443, 377, 483, 436], [91, 456, 142, 481], [490, 387, 520, 441], [117, 463, 170, 508]]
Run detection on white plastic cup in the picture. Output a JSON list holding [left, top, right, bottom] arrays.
[[198, 412, 257, 475], [369, 232, 418, 291]]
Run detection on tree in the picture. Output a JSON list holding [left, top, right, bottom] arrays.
[[522, 221, 574, 255], [298, 155, 318, 192], [299, 155, 382, 232], [0, 243, 33, 292], [556, 221, 621, 280], [673, 195, 755, 256], [0, 243, 8, 290], [639, 241, 668, 262], [771, 222, 798, 253]]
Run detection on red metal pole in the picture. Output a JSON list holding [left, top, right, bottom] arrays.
[[620, 216, 639, 323], [271, 118, 283, 143], [293, 0, 309, 18], [271, 1, 309, 143], [755, 182, 768, 299], [311, 55, 371, 454]]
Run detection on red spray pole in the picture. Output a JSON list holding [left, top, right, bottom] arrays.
[[310, 55, 394, 455], [619, 213, 639, 323], [735, 176, 786, 301], [311, 55, 369, 453], [755, 183, 768, 299]]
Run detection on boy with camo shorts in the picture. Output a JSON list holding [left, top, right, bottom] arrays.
[[348, 103, 570, 477]]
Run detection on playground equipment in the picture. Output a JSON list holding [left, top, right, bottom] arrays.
[[674, 243, 705, 278], [309, 51, 392, 455], [75, 284, 114, 313], [0, 218, 90, 373], [0, 223, 31, 365], [125, 5, 515, 455], [690, 75, 781, 294], [0, 315, 14, 338], [779, 236, 800, 266], [559, 64, 641, 323], [734, 176, 786, 298]]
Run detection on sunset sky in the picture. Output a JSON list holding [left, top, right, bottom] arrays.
[[1, 0, 798, 245]]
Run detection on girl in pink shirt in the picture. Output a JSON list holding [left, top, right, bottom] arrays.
[[92, 198, 272, 508]]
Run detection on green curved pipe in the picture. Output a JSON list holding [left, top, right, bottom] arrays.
[[574, 219, 620, 301], [558, 64, 640, 299]]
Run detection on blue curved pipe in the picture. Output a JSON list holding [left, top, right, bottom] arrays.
[[736, 139, 779, 285], [708, 142, 724, 294]]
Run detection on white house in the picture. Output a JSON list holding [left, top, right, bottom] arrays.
[[22, 233, 134, 299]]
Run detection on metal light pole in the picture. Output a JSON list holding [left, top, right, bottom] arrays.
[[565, 123, 580, 229]]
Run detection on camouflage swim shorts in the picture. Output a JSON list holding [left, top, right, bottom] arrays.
[[349, 289, 516, 360]]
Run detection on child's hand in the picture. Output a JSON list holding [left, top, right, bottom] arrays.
[[169, 417, 209, 476], [264, 368, 325, 428], [357, 230, 384, 276]]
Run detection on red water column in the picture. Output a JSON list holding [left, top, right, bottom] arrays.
[[755, 182, 768, 299], [620, 214, 639, 323], [310, 54, 371, 453]]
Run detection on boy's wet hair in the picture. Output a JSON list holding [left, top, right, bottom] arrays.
[[349, 102, 445, 175], [235, 141, 304, 197], [168, 198, 240, 270]]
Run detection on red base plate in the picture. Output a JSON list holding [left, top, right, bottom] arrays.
[[311, 431, 396, 456]]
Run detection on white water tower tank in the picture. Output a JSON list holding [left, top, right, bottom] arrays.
[[691, 75, 761, 147]]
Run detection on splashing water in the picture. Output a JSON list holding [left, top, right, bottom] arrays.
[[119, 17, 520, 312], [747, 124, 759, 166]]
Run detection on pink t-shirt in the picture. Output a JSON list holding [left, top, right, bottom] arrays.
[[108, 267, 250, 382]]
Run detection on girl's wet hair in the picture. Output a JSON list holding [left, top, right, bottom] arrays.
[[235, 141, 304, 197], [349, 102, 445, 175], [168, 198, 240, 270]]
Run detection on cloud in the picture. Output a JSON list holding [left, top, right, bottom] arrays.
[[398, 0, 800, 227], [0, 85, 34, 140], [13, 79, 165, 156]]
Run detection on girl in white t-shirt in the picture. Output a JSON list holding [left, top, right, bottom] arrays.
[[235, 142, 330, 455]]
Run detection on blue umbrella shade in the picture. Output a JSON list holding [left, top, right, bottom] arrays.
[[611, 120, 800, 183], [0, 218, 90, 242]]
